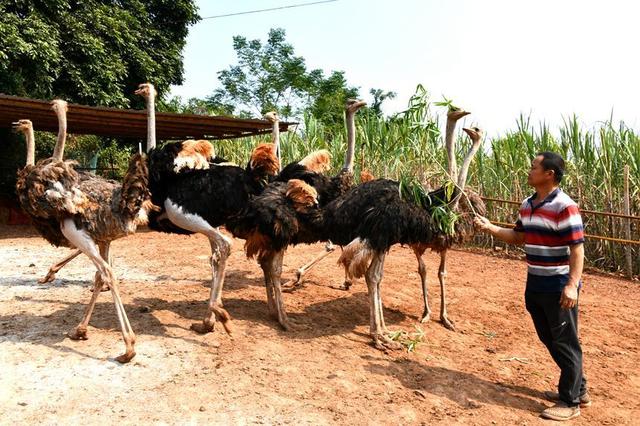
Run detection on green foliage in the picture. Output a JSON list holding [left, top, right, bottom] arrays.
[[97, 141, 133, 180], [399, 175, 459, 236], [0, 1, 200, 107], [369, 88, 396, 117], [388, 325, 426, 353], [211, 28, 361, 127]]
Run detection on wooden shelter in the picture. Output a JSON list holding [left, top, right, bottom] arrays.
[[0, 94, 291, 140]]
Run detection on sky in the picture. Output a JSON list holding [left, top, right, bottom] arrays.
[[170, 0, 640, 136]]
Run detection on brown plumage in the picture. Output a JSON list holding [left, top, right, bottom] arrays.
[[173, 139, 216, 172], [359, 169, 375, 183], [250, 143, 280, 178], [285, 179, 318, 212], [297, 149, 331, 173]]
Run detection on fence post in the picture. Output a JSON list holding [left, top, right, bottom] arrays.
[[623, 165, 633, 278]]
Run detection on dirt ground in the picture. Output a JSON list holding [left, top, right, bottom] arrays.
[[0, 225, 638, 425]]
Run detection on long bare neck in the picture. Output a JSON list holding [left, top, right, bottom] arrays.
[[272, 121, 281, 171], [445, 118, 458, 182], [343, 110, 356, 172], [24, 127, 35, 167], [146, 92, 156, 152], [51, 108, 67, 162], [457, 140, 481, 189]]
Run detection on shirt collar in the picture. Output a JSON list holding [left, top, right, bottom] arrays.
[[527, 187, 561, 206]]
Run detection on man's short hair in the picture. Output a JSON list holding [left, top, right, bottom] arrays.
[[537, 152, 565, 183]]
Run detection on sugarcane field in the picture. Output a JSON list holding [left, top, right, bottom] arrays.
[[1, 1, 638, 425]]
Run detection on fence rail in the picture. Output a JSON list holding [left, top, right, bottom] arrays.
[[481, 197, 640, 221]]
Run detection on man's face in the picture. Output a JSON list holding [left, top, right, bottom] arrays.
[[527, 155, 555, 186]]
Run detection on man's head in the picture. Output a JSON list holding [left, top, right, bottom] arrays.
[[527, 151, 565, 187]]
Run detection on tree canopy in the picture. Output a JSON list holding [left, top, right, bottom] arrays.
[[0, 0, 200, 108]]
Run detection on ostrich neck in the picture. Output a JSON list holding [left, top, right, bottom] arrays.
[[146, 93, 156, 152], [51, 111, 67, 162], [24, 127, 35, 166], [457, 141, 481, 191], [445, 118, 458, 181], [272, 122, 281, 170], [343, 111, 356, 172]]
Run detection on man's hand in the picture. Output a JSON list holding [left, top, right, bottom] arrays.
[[474, 216, 493, 232], [560, 283, 579, 309]]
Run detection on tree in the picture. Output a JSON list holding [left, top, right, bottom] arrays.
[[0, 0, 200, 108], [211, 28, 313, 119], [369, 88, 397, 117], [211, 28, 361, 124]]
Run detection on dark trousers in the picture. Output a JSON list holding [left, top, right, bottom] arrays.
[[525, 290, 587, 406]]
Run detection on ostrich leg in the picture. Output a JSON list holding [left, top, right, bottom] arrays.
[[191, 230, 233, 334], [60, 220, 136, 363], [268, 250, 294, 330], [39, 249, 81, 283], [162, 201, 233, 335], [365, 252, 401, 350], [438, 250, 455, 330], [412, 245, 431, 323], [282, 241, 335, 290]]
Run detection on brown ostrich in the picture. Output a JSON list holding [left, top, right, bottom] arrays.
[[38, 83, 158, 284], [14, 98, 156, 363]]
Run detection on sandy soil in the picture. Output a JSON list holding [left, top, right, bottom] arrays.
[[0, 225, 638, 425]]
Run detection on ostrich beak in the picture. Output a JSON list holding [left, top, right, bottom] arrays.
[[448, 109, 471, 120], [462, 127, 482, 143]]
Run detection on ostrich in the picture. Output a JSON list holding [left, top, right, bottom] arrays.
[[14, 99, 156, 362], [325, 123, 485, 348], [339, 123, 484, 329], [37, 84, 157, 284], [276, 99, 368, 289], [132, 84, 282, 335]]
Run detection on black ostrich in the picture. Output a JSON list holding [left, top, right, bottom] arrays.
[[326, 125, 485, 348], [337, 110, 483, 329], [134, 85, 282, 335]]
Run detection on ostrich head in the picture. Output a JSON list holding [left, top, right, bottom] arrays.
[[263, 111, 279, 123], [447, 108, 470, 121], [12, 119, 35, 167], [462, 126, 483, 143], [134, 83, 157, 99], [346, 99, 367, 114], [12, 119, 33, 134]]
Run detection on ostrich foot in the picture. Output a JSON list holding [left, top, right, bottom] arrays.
[[329, 280, 353, 291], [38, 271, 57, 284], [420, 311, 431, 324], [440, 316, 456, 331], [282, 271, 304, 292], [67, 326, 88, 340], [90, 283, 111, 292], [190, 321, 215, 334], [115, 350, 136, 364], [372, 333, 403, 351]]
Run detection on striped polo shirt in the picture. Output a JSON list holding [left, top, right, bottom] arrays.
[[514, 188, 585, 292]]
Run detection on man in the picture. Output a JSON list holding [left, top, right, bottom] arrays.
[[474, 152, 590, 421]]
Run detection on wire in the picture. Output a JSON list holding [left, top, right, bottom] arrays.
[[201, 0, 339, 20]]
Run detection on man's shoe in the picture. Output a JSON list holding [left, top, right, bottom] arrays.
[[544, 390, 592, 408], [541, 402, 581, 421]]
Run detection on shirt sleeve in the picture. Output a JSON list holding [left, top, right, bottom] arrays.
[[513, 207, 525, 232], [557, 204, 585, 245]]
